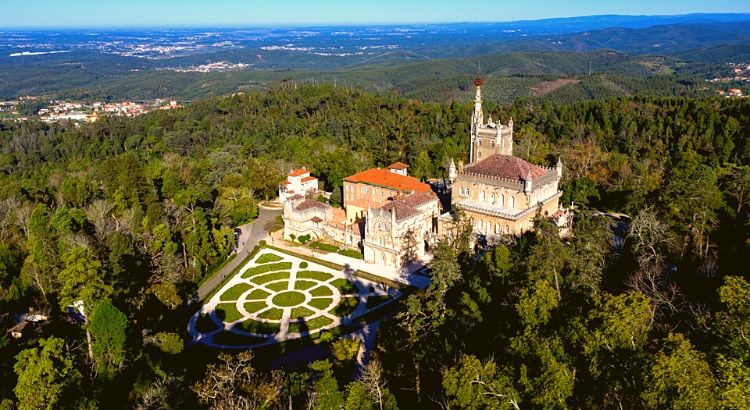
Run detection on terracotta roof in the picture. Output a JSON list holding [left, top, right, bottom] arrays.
[[387, 162, 410, 170], [295, 199, 329, 211], [378, 192, 438, 222], [288, 168, 309, 177], [344, 169, 431, 193], [309, 216, 323, 224], [464, 154, 551, 181], [301, 176, 317, 183]]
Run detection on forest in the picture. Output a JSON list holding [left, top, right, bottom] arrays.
[[0, 83, 749, 408]]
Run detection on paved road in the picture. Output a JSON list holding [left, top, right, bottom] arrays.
[[196, 204, 283, 301]]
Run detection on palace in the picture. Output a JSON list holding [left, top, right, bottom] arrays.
[[281, 77, 568, 271], [451, 78, 566, 238]]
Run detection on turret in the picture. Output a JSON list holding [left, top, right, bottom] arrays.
[[556, 157, 563, 178], [472, 77, 484, 128], [448, 158, 457, 183], [523, 170, 533, 195]]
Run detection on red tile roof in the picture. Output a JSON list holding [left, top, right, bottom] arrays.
[[301, 176, 317, 183], [387, 162, 410, 170], [379, 192, 438, 222], [464, 154, 551, 181], [309, 216, 323, 224], [288, 168, 309, 177], [344, 169, 432, 193]]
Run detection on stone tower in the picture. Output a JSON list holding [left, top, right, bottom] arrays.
[[469, 78, 514, 164]]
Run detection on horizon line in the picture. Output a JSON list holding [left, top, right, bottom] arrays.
[[3, 11, 750, 30]]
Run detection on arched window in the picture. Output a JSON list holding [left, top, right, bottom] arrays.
[[505, 225, 510, 234], [481, 191, 486, 202], [495, 223, 500, 234], [491, 139, 495, 148], [490, 193, 495, 204], [477, 150, 482, 159], [499, 194, 505, 207], [509, 197, 515, 208], [478, 138, 482, 146]]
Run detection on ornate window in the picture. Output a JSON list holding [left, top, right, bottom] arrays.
[[490, 193, 495, 204], [505, 225, 510, 234], [491, 139, 495, 148]]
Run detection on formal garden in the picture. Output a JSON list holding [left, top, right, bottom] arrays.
[[188, 247, 398, 348]]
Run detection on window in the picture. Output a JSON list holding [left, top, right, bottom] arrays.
[[490, 193, 495, 204], [495, 224, 500, 234], [505, 225, 510, 234], [499, 194, 505, 207], [509, 197, 515, 208], [478, 150, 482, 159], [361, 186, 369, 194], [481, 191, 486, 202], [491, 139, 495, 148], [478, 138, 482, 146]]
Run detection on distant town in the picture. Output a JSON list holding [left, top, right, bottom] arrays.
[[0, 97, 183, 123], [707, 62, 750, 97]]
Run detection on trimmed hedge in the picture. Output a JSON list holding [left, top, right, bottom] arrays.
[[332, 296, 360, 317], [309, 286, 333, 297], [291, 306, 316, 319], [258, 307, 284, 320], [338, 249, 364, 259], [244, 301, 267, 313], [287, 316, 334, 333], [219, 283, 252, 301], [265, 281, 291, 292], [251, 271, 291, 284], [310, 241, 338, 253], [215, 303, 244, 323], [309, 297, 333, 310], [236, 319, 281, 334], [241, 262, 293, 279], [256, 253, 283, 264], [294, 280, 318, 290], [331, 278, 359, 295], [245, 289, 271, 300], [297, 271, 333, 281]]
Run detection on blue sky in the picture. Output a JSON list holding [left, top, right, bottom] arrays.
[[2, 0, 750, 28]]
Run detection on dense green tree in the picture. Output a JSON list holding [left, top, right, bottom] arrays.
[[89, 299, 128, 378], [14, 337, 81, 410]]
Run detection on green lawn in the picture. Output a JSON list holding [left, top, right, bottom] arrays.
[[244, 301, 267, 313], [332, 296, 359, 317], [258, 308, 284, 320], [287, 316, 334, 333], [245, 289, 271, 300], [215, 303, 244, 323], [219, 283, 252, 301], [294, 280, 317, 290], [290, 306, 316, 319], [309, 297, 333, 310], [309, 286, 333, 297], [297, 271, 333, 281], [256, 253, 283, 264], [241, 262, 293, 278], [331, 278, 359, 295], [236, 319, 281, 334], [272, 291, 306, 307], [338, 249, 363, 259], [251, 271, 291, 284], [265, 281, 290, 292]]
